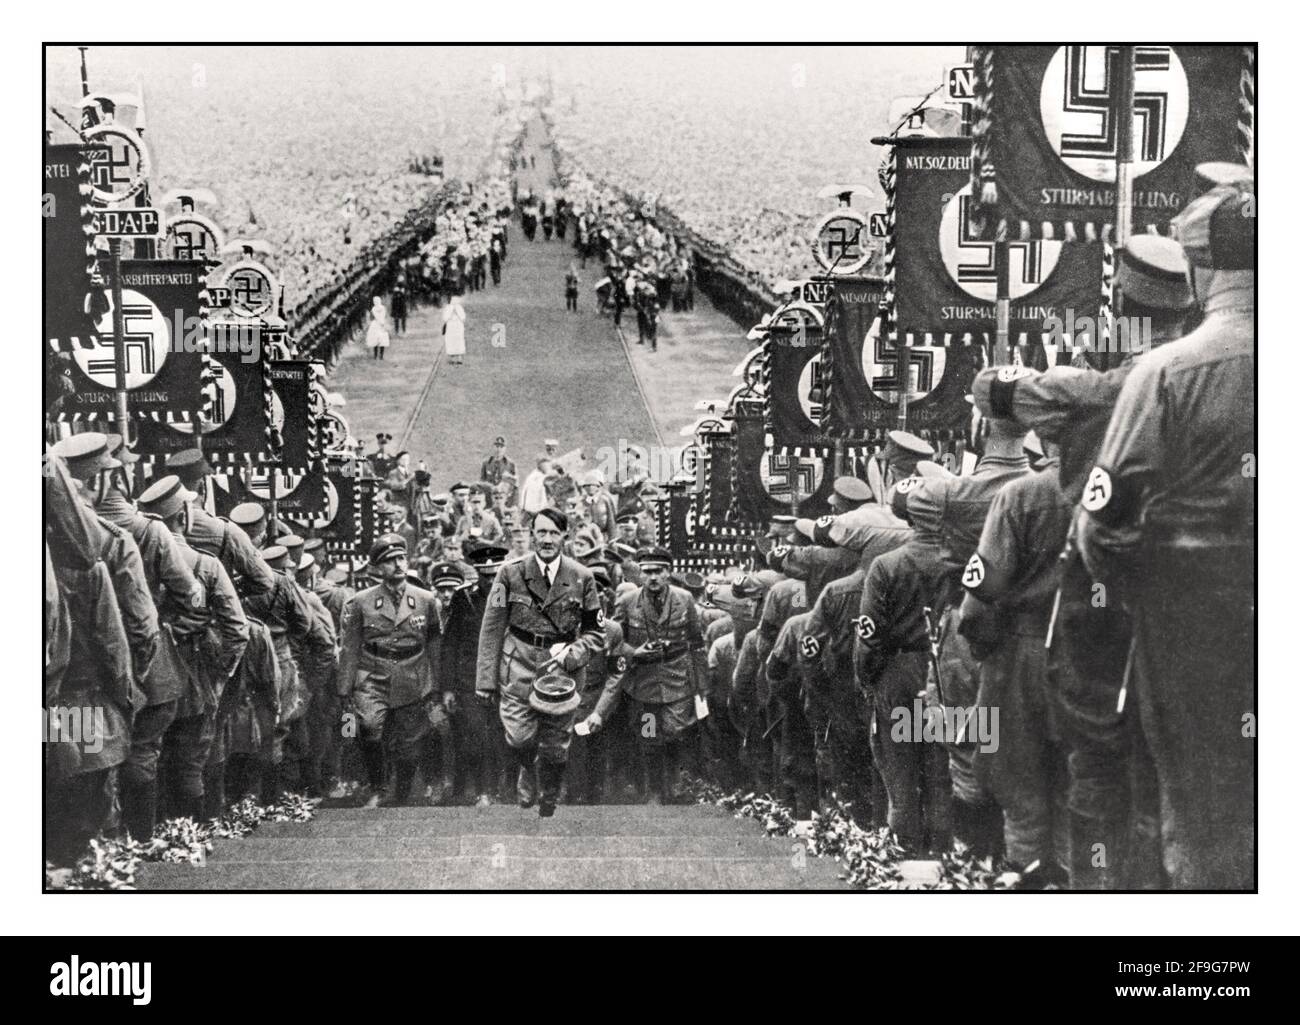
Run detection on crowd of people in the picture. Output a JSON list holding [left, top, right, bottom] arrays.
[[44, 157, 1254, 887]]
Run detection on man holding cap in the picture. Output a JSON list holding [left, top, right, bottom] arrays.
[[338, 533, 444, 807], [610, 546, 708, 804], [1079, 172, 1255, 890], [475, 507, 604, 816]]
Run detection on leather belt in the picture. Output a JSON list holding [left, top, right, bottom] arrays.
[[364, 640, 423, 660], [510, 625, 575, 647]]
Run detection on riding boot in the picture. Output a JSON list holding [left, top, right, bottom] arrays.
[[387, 759, 418, 807], [515, 744, 538, 808], [121, 779, 158, 842], [537, 759, 564, 817]]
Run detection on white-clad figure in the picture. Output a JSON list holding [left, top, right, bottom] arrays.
[[366, 295, 391, 361], [442, 293, 467, 366]]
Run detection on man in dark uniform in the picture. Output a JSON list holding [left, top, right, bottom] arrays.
[[610, 547, 708, 803], [138, 475, 250, 822], [764, 611, 822, 820], [971, 233, 1197, 889], [475, 508, 605, 816], [802, 566, 878, 826], [338, 534, 444, 807], [480, 436, 517, 486], [908, 416, 1031, 855], [1079, 176, 1255, 890], [436, 552, 503, 805], [369, 433, 397, 482], [959, 444, 1074, 886], [853, 478, 955, 853]]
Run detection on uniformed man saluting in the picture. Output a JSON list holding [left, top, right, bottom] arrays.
[[338, 533, 444, 807], [475, 507, 604, 816]]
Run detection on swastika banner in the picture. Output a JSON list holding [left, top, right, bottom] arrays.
[[135, 342, 273, 464], [731, 404, 832, 525], [969, 45, 1252, 239], [44, 143, 108, 355], [765, 319, 825, 451], [825, 275, 981, 441], [54, 260, 207, 421], [894, 136, 1103, 339]]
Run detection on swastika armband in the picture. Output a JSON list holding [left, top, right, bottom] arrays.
[[1080, 465, 1134, 526], [813, 515, 837, 547], [799, 634, 821, 660], [581, 606, 602, 632], [853, 615, 878, 644], [961, 551, 1005, 601]]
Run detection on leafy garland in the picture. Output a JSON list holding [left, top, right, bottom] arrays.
[[45, 793, 318, 891], [689, 781, 1000, 891]]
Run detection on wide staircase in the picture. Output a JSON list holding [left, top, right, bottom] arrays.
[[136, 804, 849, 890]]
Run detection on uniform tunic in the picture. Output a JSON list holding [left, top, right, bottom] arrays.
[[959, 462, 1074, 868], [613, 584, 708, 744], [338, 581, 443, 756], [475, 554, 603, 760], [1079, 292, 1255, 889], [854, 529, 951, 850]]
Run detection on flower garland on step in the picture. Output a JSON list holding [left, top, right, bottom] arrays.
[[689, 781, 999, 891], [45, 793, 318, 891]]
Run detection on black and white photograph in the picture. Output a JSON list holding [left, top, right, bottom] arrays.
[[15, 13, 1286, 963]]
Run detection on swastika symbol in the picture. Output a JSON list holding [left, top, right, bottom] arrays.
[[1082, 467, 1113, 512], [963, 553, 985, 589]]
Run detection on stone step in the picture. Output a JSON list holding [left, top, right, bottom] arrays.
[[251, 815, 760, 840], [206, 835, 788, 862], [313, 803, 739, 820], [136, 856, 847, 891]]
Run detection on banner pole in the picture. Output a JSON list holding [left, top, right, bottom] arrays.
[[994, 239, 1010, 365], [109, 238, 131, 437], [1114, 45, 1136, 252]]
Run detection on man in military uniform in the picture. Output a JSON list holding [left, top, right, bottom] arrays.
[[971, 232, 1197, 889], [433, 555, 494, 805], [798, 473, 910, 558], [338, 534, 445, 807], [959, 443, 1074, 886], [57, 434, 166, 838], [579, 470, 619, 538], [907, 414, 1031, 855], [164, 449, 274, 598], [1079, 175, 1255, 890], [480, 436, 517, 486], [138, 475, 250, 822], [475, 508, 605, 816], [455, 487, 504, 544], [369, 433, 397, 481], [853, 477, 955, 853], [610, 547, 708, 803], [728, 570, 781, 794], [570, 562, 632, 803], [802, 566, 878, 826], [764, 611, 822, 820]]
